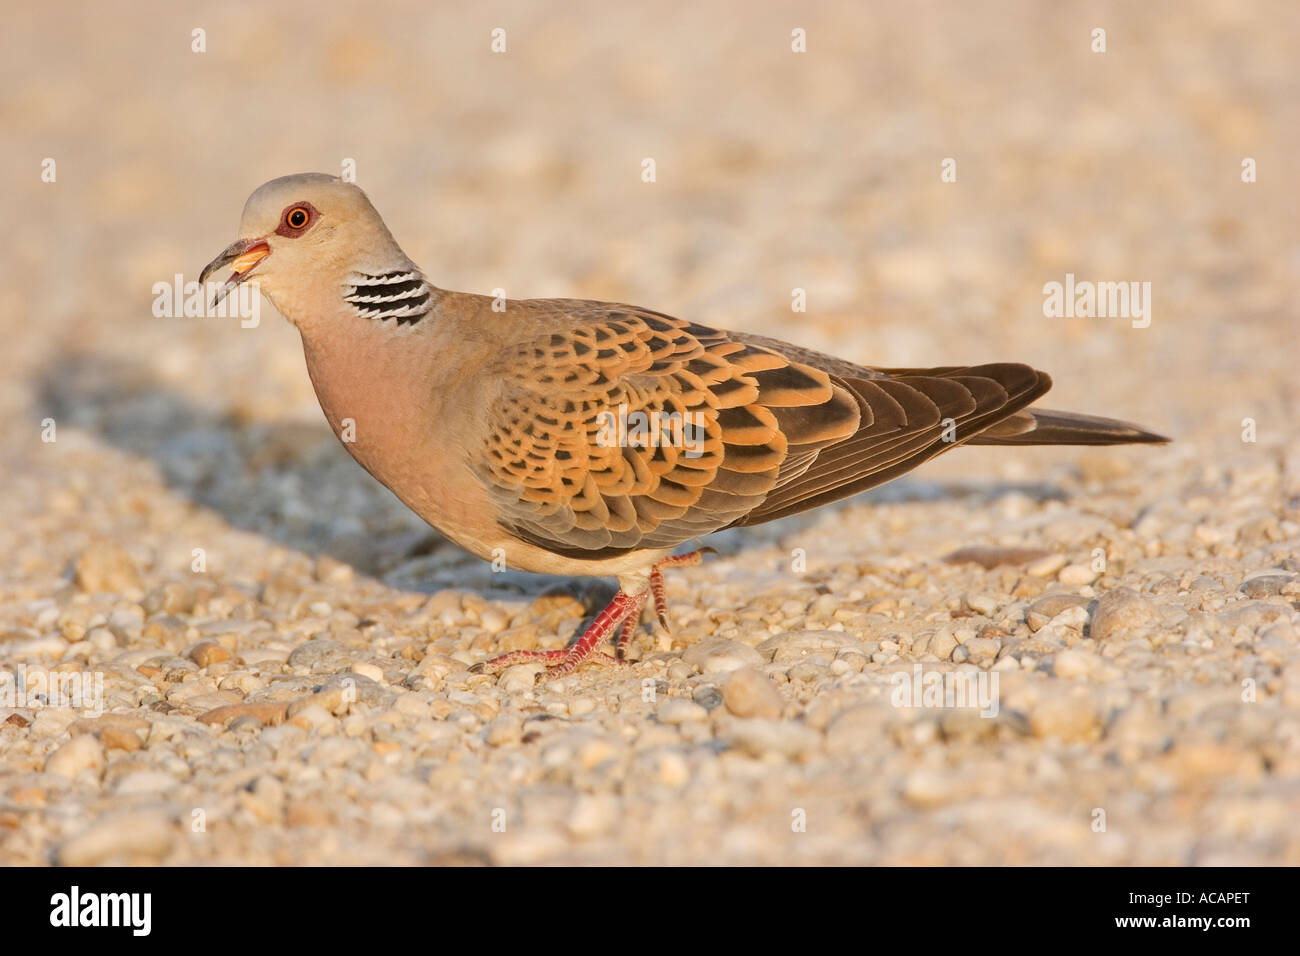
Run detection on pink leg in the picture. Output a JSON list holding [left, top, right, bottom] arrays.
[[648, 548, 715, 632], [473, 588, 647, 679], [541, 588, 648, 678]]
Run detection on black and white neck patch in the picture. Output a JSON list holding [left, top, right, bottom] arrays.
[[343, 270, 433, 325]]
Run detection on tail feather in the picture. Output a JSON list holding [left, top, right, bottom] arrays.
[[967, 407, 1170, 446]]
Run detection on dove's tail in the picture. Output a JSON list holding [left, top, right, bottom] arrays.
[[966, 407, 1170, 446]]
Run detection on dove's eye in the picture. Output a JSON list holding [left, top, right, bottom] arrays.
[[277, 203, 317, 236]]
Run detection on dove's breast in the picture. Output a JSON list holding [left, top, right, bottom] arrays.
[[294, 310, 643, 576], [296, 318, 490, 546]]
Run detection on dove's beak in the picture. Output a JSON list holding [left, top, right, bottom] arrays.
[[200, 238, 270, 307]]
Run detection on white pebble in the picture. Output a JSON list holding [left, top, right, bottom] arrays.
[[44, 734, 104, 779], [1053, 649, 1096, 679], [498, 664, 542, 692], [657, 698, 708, 724], [58, 811, 175, 865], [350, 662, 384, 683], [1058, 564, 1097, 586], [1027, 554, 1068, 578]]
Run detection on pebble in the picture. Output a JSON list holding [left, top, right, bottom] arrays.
[[13, 635, 69, 659], [657, 698, 708, 724], [729, 719, 820, 760], [287, 801, 334, 828], [1028, 695, 1100, 741], [755, 630, 844, 664], [57, 811, 176, 865], [928, 628, 959, 661], [1052, 648, 1096, 679], [143, 582, 195, 616], [112, 770, 178, 795], [1058, 564, 1098, 586], [350, 662, 385, 683], [568, 696, 597, 716], [73, 541, 142, 594], [1089, 588, 1159, 642], [656, 750, 691, 788], [692, 685, 725, 711], [287, 640, 356, 672], [498, 663, 544, 692], [44, 734, 105, 779], [666, 660, 695, 681], [567, 793, 618, 837], [787, 660, 828, 682], [189, 641, 231, 667], [1027, 554, 1068, 578], [30, 708, 80, 739], [1026, 592, 1090, 629], [901, 770, 952, 808], [831, 649, 867, 674], [86, 628, 118, 652], [1239, 572, 1296, 599], [1047, 605, 1089, 631], [964, 637, 1001, 664], [577, 735, 620, 771], [197, 701, 289, 726], [415, 653, 461, 680], [682, 637, 765, 674], [1106, 702, 1167, 752], [722, 668, 784, 719], [142, 615, 188, 649], [486, 716, 523, 745], [69, 713, 149, 743], [944, 546, 1052, 569], [100, 727, 144, 752], [491, 828, 569, 866], [288, 703, 338, 733]]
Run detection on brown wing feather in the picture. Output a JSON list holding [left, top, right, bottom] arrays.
[[730, 363, 1052, 526], [476, 303, 1065, 556], [477, 309, 861, 559]]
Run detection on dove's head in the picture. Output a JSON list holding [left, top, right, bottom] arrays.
[[201, 173, 425, 328]]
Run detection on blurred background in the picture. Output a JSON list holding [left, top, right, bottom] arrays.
[[0, 1, 1297, 865]]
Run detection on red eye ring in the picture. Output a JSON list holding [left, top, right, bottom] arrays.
[[276, 202, 318, 237]]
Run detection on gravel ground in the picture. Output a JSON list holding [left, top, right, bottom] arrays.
[[2, 1, 1298, 865]]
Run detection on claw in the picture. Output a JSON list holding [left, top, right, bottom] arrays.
[[615, 610, 641, 660], [648, 548, 716, 635]]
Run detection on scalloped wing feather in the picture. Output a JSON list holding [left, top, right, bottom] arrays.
[[476, 309, 861, 558], [475, 307, 1053, 559]]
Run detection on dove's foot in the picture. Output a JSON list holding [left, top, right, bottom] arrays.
[[473, 588, 648, 679], [648, 548, 716, 633], [605, 548, 718, 659], [472, 549, 716, 679]]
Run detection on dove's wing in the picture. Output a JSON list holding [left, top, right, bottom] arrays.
[[472, 306, 1056, 558], [475, 307, 860, 558]]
